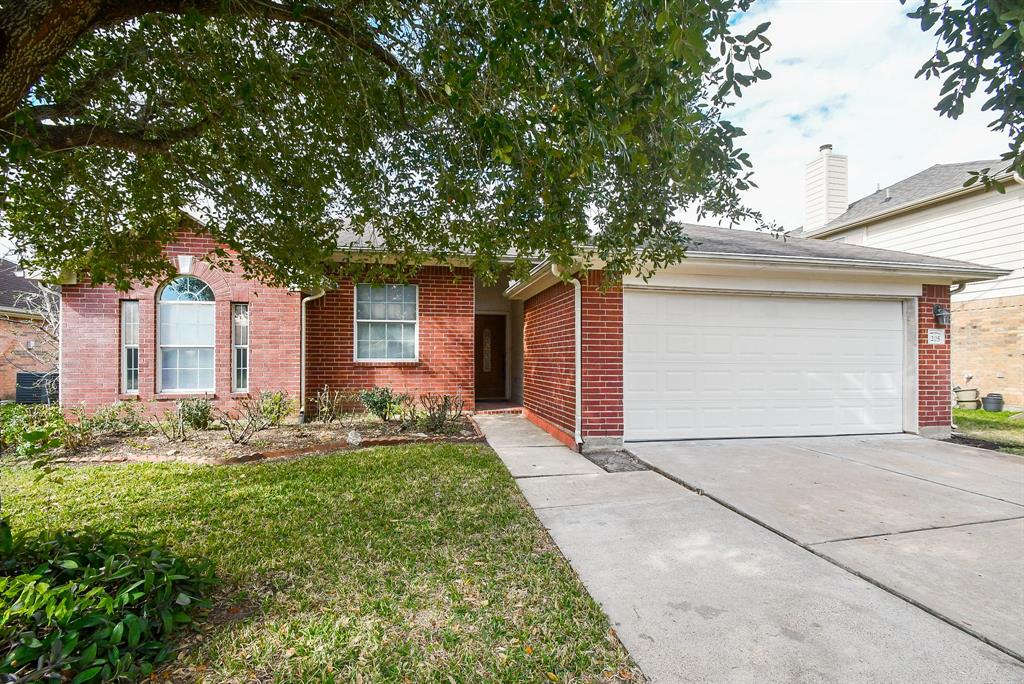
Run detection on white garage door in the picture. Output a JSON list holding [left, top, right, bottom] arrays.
[[623, 291, 904, 440]]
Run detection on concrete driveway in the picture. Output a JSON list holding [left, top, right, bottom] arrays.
[[630, 434, 1024, 660], [476, 415, 1024, 683]]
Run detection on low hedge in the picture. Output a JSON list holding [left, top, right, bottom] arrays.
[[1, 529, 214, 682]]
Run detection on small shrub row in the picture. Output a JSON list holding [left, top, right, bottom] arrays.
[[0, 529, 214, 682], [354, 386, 466, 435], [0, 402, 145, 459]]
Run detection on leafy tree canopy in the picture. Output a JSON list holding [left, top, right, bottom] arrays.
[[903, 0, 1024, 185], [0, 0, 771, 290]]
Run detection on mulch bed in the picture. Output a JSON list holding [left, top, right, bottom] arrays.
[[55, 415, 485, 466], [947, 432, 1014, 454]]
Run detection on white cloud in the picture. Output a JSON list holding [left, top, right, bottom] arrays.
[[684, 0, 1009, 230]]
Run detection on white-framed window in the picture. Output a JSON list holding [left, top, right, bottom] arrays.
[[158, 276, 215, 393], [121, 300, 139, 393], [232, 303, 249, 392], [355, 284, 418, 361]]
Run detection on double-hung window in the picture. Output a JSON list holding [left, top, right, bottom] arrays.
[[355, 284, 417, 361], [121, 300, 139, 393], [158, 276, 215, 392], [232, 303, 249, 392]]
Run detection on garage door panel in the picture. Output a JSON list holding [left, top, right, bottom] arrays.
[[624, 292, 905, 440]]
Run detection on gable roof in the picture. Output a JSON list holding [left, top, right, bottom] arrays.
[[0, 258, 36, 311], [803, 158, 1013, 238]]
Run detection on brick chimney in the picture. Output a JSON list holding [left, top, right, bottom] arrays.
[[804, 144, 849, 232]]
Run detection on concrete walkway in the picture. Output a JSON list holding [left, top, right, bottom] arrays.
[[475, 414, 1024, 683]]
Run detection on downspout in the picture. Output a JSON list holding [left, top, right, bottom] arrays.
[[551, 264, 583, 448], [299, 288, 326, 423]]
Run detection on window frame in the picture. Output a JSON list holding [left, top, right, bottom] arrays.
[[232, 303, 250, 393], [353, 283, 419, 363], [120, 300, 139, 394], [156, 278, 216, 394]]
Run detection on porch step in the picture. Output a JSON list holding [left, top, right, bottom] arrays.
[[475, 406, 524, 415]]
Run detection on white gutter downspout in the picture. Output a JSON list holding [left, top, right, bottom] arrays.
[[552, 264, 583, 448], [299, 288, 326, 422]]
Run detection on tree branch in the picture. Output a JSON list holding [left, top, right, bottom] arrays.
[[11, 116, 210, 154], [93, 0, 440, 103]]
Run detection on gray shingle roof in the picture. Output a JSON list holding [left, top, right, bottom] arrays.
[[0, 258, 37, 310], [818, 158, 1011, 233], [679, 223, 1005, 273]]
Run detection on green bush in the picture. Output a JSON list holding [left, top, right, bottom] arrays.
[[89, 401, 147, 436], [0, 530, 214, 682], [358, 386, 410, 422], [177, 397, 213, 431], [257, 391, 295, 427], [1, 402, 151, 458], [0, 404, 67, 458]]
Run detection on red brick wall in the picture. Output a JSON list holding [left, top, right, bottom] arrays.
[[580, 271, 623, 438], [61, 231, 302, 415], [304, 267, 475, 412], [0, 315, 56, 400], [918, 284, 952, 429], [522, 281, 576, 438]]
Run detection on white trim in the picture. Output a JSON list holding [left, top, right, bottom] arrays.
[[299, 289, 326, 420], [231, 303, 250, 393], [902, 298, 919, 435], [156, 280, 216, 394], [571, 276, 582, 446], [120, 300, 139, 394], [353, 283, 419, 362]]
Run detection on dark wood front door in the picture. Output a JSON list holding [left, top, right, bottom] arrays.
[[474, 314, 507, 400]]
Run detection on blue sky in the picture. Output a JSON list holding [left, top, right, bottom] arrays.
[[683, 0, 1009, 230]]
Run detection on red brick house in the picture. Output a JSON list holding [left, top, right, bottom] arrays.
[[1, 258, 57, 402], [58, 223, 1006, 448]]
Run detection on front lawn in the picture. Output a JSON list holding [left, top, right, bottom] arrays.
[[952, 409, 1024, 456], [1, 444, 640, 682]]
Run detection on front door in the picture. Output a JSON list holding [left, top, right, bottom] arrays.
[[475, 314, 507, 400]]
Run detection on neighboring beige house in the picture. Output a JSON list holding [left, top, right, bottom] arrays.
[[797, 146, 1024, 409]]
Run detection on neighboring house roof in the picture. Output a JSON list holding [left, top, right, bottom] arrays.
[[0, 258, 37, 313], [804, 158, 1013, 238], [504, 223, 1011, 299]]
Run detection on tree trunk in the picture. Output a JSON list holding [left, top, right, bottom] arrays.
[[0, 0, 105, 121]]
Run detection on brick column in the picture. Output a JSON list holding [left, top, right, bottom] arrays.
[[580, 271, 623, 448], [918, 284, 952, 438]]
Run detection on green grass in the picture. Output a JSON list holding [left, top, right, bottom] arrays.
[[953, 408, 1024, 456], [1, 444, 638, 682]]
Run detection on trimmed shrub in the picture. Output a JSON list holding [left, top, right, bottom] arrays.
[[177, 397, 213, 431], [358, 386, 410, 422], [0, 530, 214, 682]]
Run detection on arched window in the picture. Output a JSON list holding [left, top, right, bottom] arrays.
[[158, 276, 215, 392]]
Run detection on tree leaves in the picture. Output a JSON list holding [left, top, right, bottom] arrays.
[[902, 0, 1023, 185], [1, 0, 773, 288]]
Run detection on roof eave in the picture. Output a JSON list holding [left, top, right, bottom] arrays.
[[682, 252, 1011, 283]]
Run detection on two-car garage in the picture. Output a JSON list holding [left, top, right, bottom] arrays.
[[623, 290, 907, 441]]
